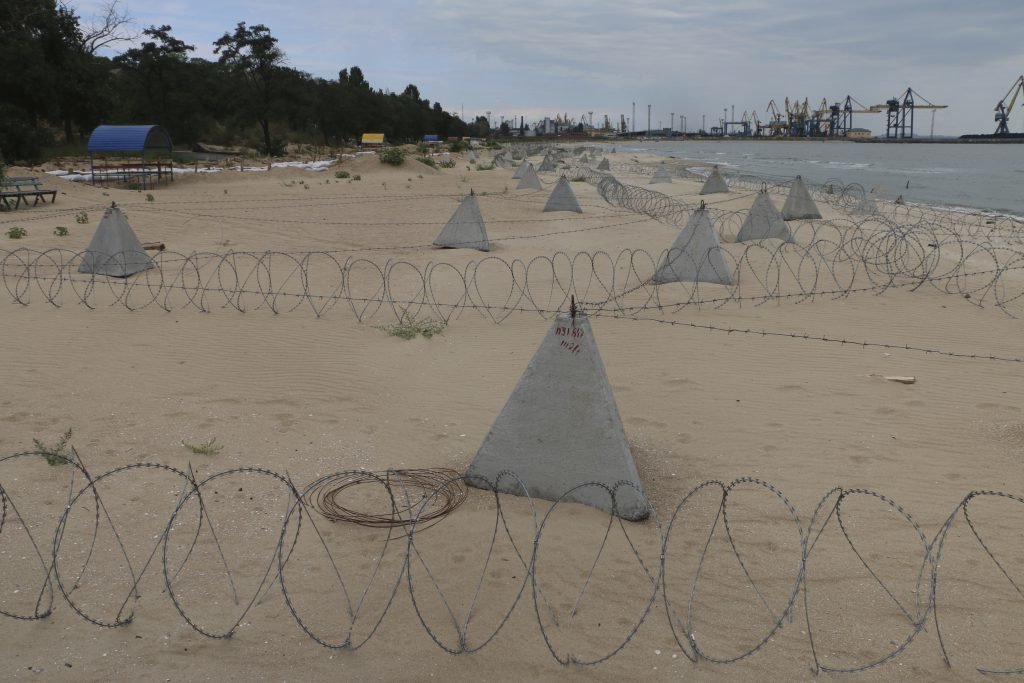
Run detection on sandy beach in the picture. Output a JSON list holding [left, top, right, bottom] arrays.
[[2, 147, 1023, 681]]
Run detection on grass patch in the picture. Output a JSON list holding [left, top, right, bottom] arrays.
[[75, 211, 89, 224], [145, 193, 155, 202], [54, 226, 69, 236], [182, 437, 223, 456], [379, 147, 406, 166], [33, 428, 73, 466], [376, 313, 446, 340], [7, 226, 26, 239], [335, 170, 350, 179]]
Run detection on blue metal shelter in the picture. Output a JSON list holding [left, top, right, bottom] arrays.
[[86, 125, 174, 187]]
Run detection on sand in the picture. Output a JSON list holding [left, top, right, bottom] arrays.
[[1, 147, 1023, 681]]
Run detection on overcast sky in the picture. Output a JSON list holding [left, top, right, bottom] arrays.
[[75, 0, 1024, 136]]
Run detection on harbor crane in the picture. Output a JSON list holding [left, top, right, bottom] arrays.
[[764, 99, 787, 136], [836, 95, 881, 136], [877, 88, 947, 139], [994, 75, 1024, 135]]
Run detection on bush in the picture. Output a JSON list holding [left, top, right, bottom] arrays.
[[448, 140, 468, 153], [438, 159, 456, 169], [335, 170, 350, 179], [379, 147, 405, 166], [54, 226, 69, 236], [75, 212, 89, 224], [7, 226, 26, 239], [416, 156, 437, 168]]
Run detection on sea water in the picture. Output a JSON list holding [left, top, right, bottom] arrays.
[[613, 140, 1024, 218]]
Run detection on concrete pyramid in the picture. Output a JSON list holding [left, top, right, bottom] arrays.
[[78, 204, 154, 277], [579, 153, 590, 164], [699, 166, 729, 195], [433, 194, 490, 251], [650, 167, 673, 184], [512, 160, 529, 179], [652, 204, 732, 285], [537, 155, 555, 172], [516, 164, 543, 190], [543, 176, 583, 213], [465, 312, 650, 520], [736, 190, 794, 243], [781, 175, 822, 220], [597, 158, 611, 171]]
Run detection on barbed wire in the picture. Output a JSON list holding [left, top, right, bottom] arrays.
[[2, 451, 1022, 674]]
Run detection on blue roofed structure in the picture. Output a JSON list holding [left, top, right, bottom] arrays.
[[86, 125, 174, 187]]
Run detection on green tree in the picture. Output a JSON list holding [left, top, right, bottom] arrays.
[[213, 22, 285, 155], [116, 25, 194, 130]]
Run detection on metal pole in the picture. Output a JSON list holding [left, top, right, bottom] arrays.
[[671, 113, 675, 133], [647, 104, 651, 137], [632, 102, 635, 136]]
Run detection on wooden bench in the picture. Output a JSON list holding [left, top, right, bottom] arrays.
[[0, 176, 58, 209]]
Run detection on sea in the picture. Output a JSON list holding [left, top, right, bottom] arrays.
[[610, 140, 1024, 219]]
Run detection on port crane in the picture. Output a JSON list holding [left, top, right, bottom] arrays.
[[764, 100, 787, 136], [835, 95, 881, 136], [995, 75, 1024, 135], [877, 88, 947, 139]]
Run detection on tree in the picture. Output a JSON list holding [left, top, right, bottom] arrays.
[[213, 22, 285, 155], [116, 25, 194, 129], [79, 0, 139, 55]]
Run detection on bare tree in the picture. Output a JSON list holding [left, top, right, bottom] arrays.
[[75, 0, 139, 54]]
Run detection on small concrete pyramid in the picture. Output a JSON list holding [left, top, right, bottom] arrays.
[[652, 204, 732, 285], [699, 166, 729, 195], [433, 193, 489, 251], [650, 167, 673, 184], [543, 176, 583, 213], [516, 164, 543, 190], [512, 160, 529, 179], [78, 204, 154, 277], [465, 311, 650, 520], [537, 155, 555, 172], [579, 153, 590, 164], [736, 190, 794, 243], [781, 175, 822, 220], [597, 158, 611, 171]]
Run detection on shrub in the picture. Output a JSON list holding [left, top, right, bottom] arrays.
[[335, 170, 350, 179], [33, 428, 73, 466], [352, 174, 361, 181], [54, 226, 69, 236], [182, 437, 223, 456], [377, 313, 446, 340], [145, 193, 155, 202], [379, 147, 405, 166], [75, 211, 89, 224], [416, 156, 437, 168], [448, 140, 468, 153], [438, 159, 456, 169], [7, 226, 26, 239]]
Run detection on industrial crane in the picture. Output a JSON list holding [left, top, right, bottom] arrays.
[[995, 75, 1024, 135], [784, 97, 810, 136], [765, 99, 787, 136], [836, 95, 881, 136], [877, 88, 948, 139]]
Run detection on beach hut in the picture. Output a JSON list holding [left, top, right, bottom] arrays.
[[361, 133, 385, 146], [433, 194, 489, 251], [652, 204, 732, 285], [699, 166, 729, 195], [86, 125, 174, 188], [78, 203, 155, 277], [781, 175, 822, 220], [543, 176, 583, 213], [737, 189, 795, 243], [516, 165, 543, 190], [465, 311, 650, 520]]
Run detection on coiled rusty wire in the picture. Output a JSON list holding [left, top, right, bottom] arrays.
[[301, 468, 466, 528]]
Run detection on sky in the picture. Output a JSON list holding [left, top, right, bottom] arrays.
[[73, 0, 1024, 136]]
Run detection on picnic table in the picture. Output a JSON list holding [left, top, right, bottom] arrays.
[[0, 176, 57, 209]]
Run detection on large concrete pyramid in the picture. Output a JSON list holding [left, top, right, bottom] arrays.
[[597, 158, 611, 171], [543, 176, 583, 213], [433, 194, 490, 251], [512, 160, 529, 179], [650, 167, 673, 184], [516, 164, 543, 190], [465, 312, 650, 520], [699, 166, 729, 195], [78, 204, 154, 277], [537, 155, 555, 172], [652, 204, 732, 285], [737, 190, 794, 243], [781, 175, 822, 220]]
